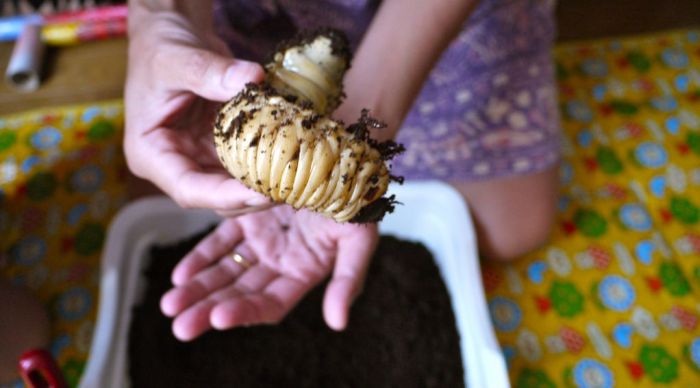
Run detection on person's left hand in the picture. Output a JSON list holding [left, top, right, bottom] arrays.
[[160, 206, 378, 341]]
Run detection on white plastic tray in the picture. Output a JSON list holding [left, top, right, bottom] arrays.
[[79, 181, 509, 388]]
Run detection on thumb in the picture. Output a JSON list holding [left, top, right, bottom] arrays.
[[164, 47, 265, 101]]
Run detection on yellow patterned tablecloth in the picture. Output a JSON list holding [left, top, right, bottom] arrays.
[[483, 29, 700, 387], [1, 29, 700, 388], [0, 101, 127, 387]]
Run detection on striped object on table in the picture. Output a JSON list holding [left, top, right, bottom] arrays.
[[1, 0, 124, 17]]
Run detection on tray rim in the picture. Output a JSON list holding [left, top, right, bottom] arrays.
[[79, 180, 509, 388]]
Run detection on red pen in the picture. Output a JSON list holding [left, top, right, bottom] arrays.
[[18, 349, 68, 388], [43, 4, 128, 25], [42, 17, 127, 46], [0, 4, 128, 42]]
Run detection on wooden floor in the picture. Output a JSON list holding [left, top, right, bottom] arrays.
[[556, 0, 700, 42], [0, 38, 126, 115], [0, 1, 699, 115]]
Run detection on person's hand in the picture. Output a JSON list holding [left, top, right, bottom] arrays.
[[159, 207, 378, 341], [124, 1, 270, 213]]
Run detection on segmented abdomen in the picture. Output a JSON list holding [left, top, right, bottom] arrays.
[[214, 85, 389, 223]]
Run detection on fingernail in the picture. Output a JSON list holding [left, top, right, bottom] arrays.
[[223, 62, 261, 91], [223, 64, 243, 90]]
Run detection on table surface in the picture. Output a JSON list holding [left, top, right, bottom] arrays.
[[0, 38, 127, 115]]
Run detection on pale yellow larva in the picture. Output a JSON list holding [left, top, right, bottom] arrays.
[[214, 29, 403, 223]]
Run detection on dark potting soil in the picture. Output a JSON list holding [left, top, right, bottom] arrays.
[[128, 232, 465, 388]]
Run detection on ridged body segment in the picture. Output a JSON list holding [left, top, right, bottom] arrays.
[[214, 86, 390, 222], [214, 30, 402, 223]]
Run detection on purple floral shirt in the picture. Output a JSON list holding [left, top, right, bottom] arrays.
[[215, 0, 560, 181]]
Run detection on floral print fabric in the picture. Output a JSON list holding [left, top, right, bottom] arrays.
[[0, 101, 126, 388], [214, 0, 561, 181], [483, 29, 700, 387]]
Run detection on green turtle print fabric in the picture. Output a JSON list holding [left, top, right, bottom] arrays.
[[482, 29, 700, 387], [0, 101, 127, 388]]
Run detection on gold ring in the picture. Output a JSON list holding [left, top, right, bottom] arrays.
[[230, 252, 252, 270]]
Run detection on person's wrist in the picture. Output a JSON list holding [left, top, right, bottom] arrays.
[[128, 0, 215, 36]]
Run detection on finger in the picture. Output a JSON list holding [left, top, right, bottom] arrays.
[[171, 220, 244, 286], [169, 244, 263, 341], [159, 47, 265, 101], [200, 265, 276, 329], [164, 156, 270, 210], [173, 170, 270, 211], [322, 228, 378, 331], [210, 264, 277, 302], [215, 203, 277, 218], [210, 276, 311, 329], [136, 130, 271, 211], [171, 299, 217, 341], [161, 256, 246, 317]]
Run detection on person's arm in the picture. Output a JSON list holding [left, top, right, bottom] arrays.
[[129, 0, 214, 29], [336, 0, 478, 140]]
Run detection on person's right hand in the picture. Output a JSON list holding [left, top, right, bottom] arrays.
[[124, 1, 270, 214]]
